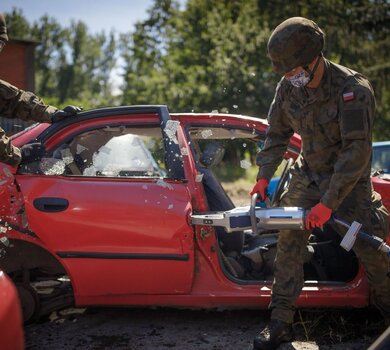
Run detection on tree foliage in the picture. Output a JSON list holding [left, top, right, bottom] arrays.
[[4, 0, 390, 139], [5, 11, 117, 109]]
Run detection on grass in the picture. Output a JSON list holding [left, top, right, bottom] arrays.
[[217, 162, 287, 206], [294, 307, 386, 347], [217, 165, 258, 206]]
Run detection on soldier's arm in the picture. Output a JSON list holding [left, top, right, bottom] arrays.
[[256, 84, 294, 181], [0, 128, 21, 166], [0, 79, 57, 123], [321, 77, 374, 210]]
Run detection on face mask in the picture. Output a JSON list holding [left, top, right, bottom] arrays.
[[286, 70, 310, 88]]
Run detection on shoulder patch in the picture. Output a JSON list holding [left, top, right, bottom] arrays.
[[343, 91, 355, 102]]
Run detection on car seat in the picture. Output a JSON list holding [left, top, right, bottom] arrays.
[[198, 142, 245, 255]]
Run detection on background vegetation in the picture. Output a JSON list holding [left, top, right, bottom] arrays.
[[4, 0, 390, 140]]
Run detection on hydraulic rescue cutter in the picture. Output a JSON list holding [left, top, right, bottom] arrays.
[[191, 195, 390, 268]]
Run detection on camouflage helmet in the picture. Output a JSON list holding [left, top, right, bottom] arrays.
[[0, 13, 8, 42], [267, 17, 324, 74]]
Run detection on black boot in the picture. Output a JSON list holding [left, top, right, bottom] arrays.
[[253, 319, 294, 350]]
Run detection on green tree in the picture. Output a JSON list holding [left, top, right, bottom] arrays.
[[31, 15, 67, 97], [4, 8, 30, 38], [121, 0, 389, 139], [5, 9, 118, 109]]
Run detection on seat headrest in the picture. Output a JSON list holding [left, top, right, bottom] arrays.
[[200, 142, 225, 167]]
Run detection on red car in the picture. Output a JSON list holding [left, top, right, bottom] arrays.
[[0, 268, 24, 349], [0, 105, 389, 322]]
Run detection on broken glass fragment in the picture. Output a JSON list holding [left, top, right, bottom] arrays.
[[76, 144, 88, 154], [201, 129, 213, 139], [240, 160, 251, 169], [156, 178, 174, 190], [195, 173, 204, 182], [164, 120, 180, 145], [60, 148, 74, 165], [39, 158, 66, 175], [0, 236, 9, 246]]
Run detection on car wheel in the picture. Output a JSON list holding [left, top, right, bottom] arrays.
[[16, 283, 40, 323]]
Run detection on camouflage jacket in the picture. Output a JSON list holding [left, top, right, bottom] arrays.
[[256, 59, 375, 210], [0, 79, 57, 165]]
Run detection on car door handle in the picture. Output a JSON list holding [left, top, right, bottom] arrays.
[[33, 197, 69, 212]]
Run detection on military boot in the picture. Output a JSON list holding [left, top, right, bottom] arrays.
[[253, 319, 294, 350]]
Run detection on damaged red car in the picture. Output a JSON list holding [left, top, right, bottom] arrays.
[[0, 105, 389, 323]]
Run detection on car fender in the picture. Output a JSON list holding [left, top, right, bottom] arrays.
[[0, 270, 24, 350]]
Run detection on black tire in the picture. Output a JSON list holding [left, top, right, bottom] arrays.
[[16, 283, 40, 323]]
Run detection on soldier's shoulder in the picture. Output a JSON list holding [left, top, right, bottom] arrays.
[[342, 75, 374, 103], [328, 61, 373, 98], [339, 77, 374, 108], [330, 61, 371, 87]]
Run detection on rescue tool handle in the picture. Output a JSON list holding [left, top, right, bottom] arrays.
[[334, 216, 390, 255]]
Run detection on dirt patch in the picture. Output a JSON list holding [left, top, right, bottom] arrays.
[[222, 180, 252, 207], [25, 307, 386, 349]]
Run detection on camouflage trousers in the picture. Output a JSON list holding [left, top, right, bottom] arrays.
[[270, 174, 390, 324]]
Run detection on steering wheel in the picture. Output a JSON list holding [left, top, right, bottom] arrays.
[[270, 158, 294, 207]]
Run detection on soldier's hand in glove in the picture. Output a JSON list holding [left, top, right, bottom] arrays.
[[305, 202, 332, 229], [51, 105, 82, 123], [20, 143, 47, 163], [250, 178, 269, 201]]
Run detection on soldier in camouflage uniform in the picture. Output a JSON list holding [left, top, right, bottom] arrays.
[[0, 13, 80, 166], [250, 17, 390, 349]]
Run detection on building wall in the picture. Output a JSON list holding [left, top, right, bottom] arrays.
[[0, 40, 38, 134]]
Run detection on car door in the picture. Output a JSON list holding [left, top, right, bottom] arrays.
[[15, 106, 195, 298]]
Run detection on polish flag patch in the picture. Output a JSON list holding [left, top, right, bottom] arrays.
[[343, 92, 355, 102]]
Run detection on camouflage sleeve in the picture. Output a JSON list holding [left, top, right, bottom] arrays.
[[0, 127, 21, 166], [0, 79, 57, 123], [256, 83, 294, 181], [321, 77, 374, 210]]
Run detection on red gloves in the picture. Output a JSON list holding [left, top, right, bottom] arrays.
[[305, 202, 332, 229], [250, 178, 269, 201]]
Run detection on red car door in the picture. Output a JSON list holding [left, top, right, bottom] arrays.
[[15, 107, 195, 300]]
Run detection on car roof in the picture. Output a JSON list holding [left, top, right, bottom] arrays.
[[172, 112, 269, 125]]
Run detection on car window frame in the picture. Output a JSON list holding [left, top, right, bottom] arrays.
[[22, 122, 174, 179]]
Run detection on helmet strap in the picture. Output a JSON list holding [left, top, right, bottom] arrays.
[[303, 53, 322, 83]]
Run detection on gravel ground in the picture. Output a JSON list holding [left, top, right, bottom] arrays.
[[25, 307, 387, 350]]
